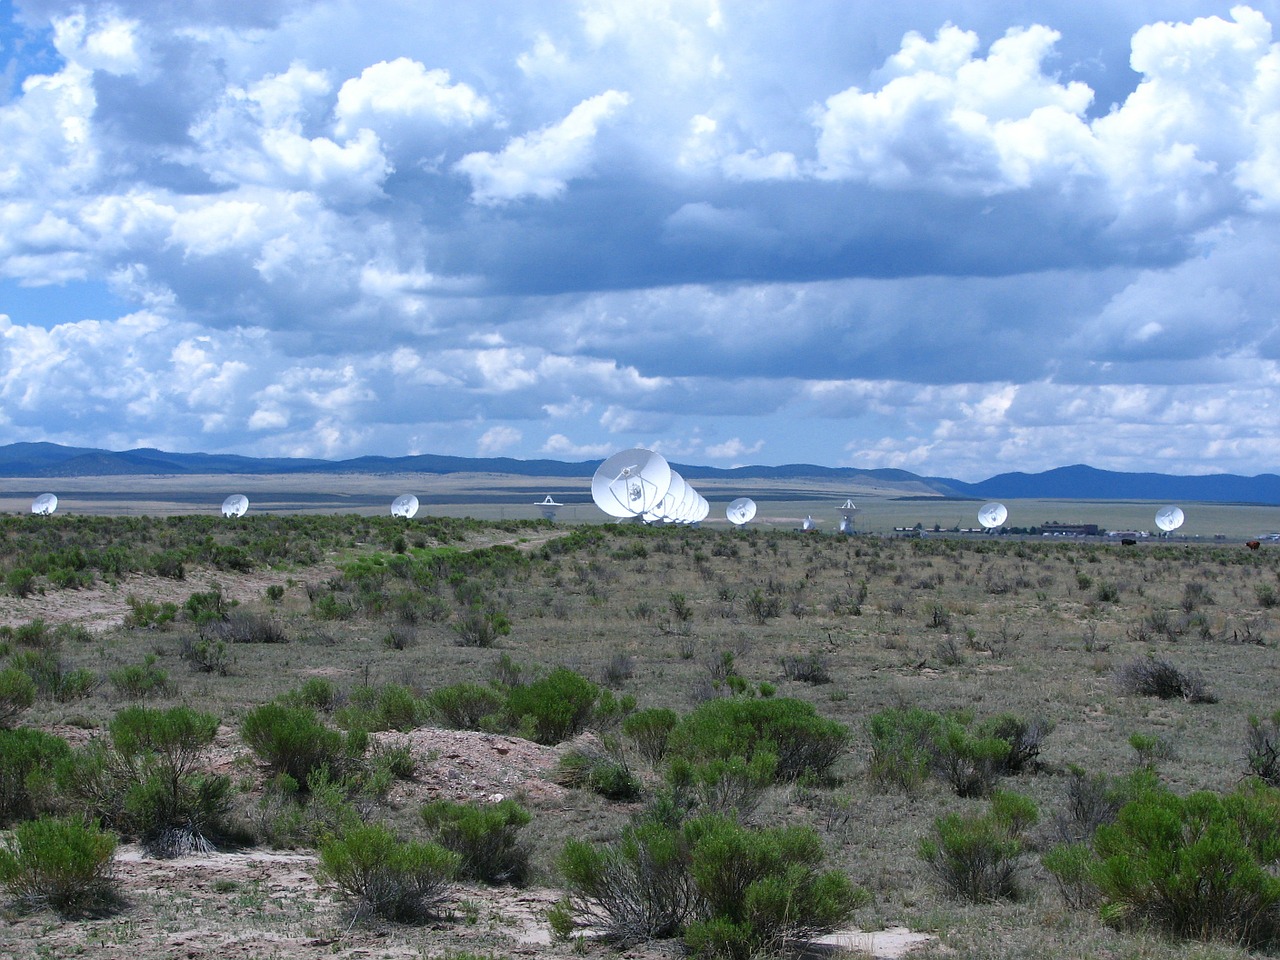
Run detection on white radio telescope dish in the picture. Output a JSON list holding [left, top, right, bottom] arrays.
[[591, 448, 671, 518], [1155, 505, 1185, 532], [537, 495, 563, 521], [221, 494, 249, 518], [391, 494, 419, 519], [31, 493, 57, 516], [726, 497, 757, 526], [978, 502, 1008, 529], [838, 499, 857, 534], [802, 515, 817, 531]]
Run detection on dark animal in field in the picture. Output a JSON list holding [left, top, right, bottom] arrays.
[[1247, 540, 1261, 550], [1121, 538, 1137, 546]]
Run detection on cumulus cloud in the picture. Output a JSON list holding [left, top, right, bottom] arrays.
[[454, 89, 632, 204], [333, 58, 493, 138], [478, 425, 522, 454]]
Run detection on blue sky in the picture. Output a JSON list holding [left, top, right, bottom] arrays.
[[1, 0, 1279, 480]]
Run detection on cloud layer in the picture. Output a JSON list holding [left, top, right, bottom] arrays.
[[2, 0, 1279, 479]]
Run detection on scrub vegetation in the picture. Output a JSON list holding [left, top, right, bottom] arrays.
[[2, 510, 1280, 959]]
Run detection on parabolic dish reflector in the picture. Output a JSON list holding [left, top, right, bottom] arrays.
[[1155, 505, 1185, 532], [221, 494, 249, 518], [391, 494, 419, 519], [591, 448, 671, 518], [726, 497, 757, 526], [802, 515, 817, 531], [978, 502, 1008, 529], [31, 493, 57, 515]]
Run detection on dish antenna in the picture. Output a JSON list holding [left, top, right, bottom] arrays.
[[646, 471, 688, 524], [221, 494, 249, 518], [726, 497, 757, 526], [978, 502, 1008, 530], [591, 448, 671, 518], [802, 515, 817, 531], [536, 495, 563, 521], [838, 499, 857, 534], [391, 494, 419, 519], [1154, 505, 1185, 533], [31, 493, 57, 516]]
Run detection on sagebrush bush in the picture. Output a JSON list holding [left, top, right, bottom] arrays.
[[1246, 711, 1280, 785], [241, 702, 346, 785], [556, 741, 642, 801], [667, 697, 849, 783], [0, 814, 118, 916], [427, 682, 505, 730], [0, 668, 36, 728], [420, 798, 532, 884], [317, 823, 459, 922], [683, 814, 865, 959], [1114, 655, 1216, 703], [1086, 780, 1280, 946], [919, 790, 1038, 903], [623, 708, 679, 766], [504, 667, 599, 745], [108, 655, 169, 699], [557, 810, 863, 957], [667, 753, 776, 821], [867, 706, 1051, 797], [0, 728, 70, 826]]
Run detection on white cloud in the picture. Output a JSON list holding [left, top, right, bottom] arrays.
[[333, 58, 493, 138], [454, 90, 632, 204], [52, 12, 144, 76], [541, 433, 612, 457], [478, 425, 522, 454], [704, 437, 764, 459]]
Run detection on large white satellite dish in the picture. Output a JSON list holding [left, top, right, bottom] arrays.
[[727, 497, 757, 526], [838, 499, 857, 534], [978, 502, 1008, 529], [1154, 505, 1185, 532], [391, 494, 419, 519], [646, 472, 688, 523], [591, 449, 671, 518], [221, 494, 249, 518], [802, 515, 817, 531], [31, 493, 57, 516], [692, 495, 709, 524], [537, 494, 563, 521]]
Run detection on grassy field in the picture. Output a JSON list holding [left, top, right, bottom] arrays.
[[2, 511, 1280, 959]]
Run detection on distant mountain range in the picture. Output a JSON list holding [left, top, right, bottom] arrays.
[[0, 442, 1277, 504]]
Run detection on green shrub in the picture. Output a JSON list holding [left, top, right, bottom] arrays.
[[452, 607, 511, 647], [0, 814, 118, 916], [427, 682, 505, 730], [420, 798, 532, 884], [5, 567, 37, 598], [624, 708, 679, 766], [557, 817, 699, 943], [1246, 711, 1280, 785], [1087, 780, 1280, 945], [183, 585, 231, 625], [0, 728, 70, 825], [9, 649, 97, 702], [556, 810, 864, 953], [668, 697, 849, 783], [683, 815, 865, 959], [123, 595, 178, 629], [556, 743, 642, 801], [504, 667, 599, 745], [867, 707, 1051, 797], [667, 753, 776, 821], [108, 705, 230, 856], [108, 655, 169, 699], [178, 634, 231, 675], [0, 668, 36, 728], [317, 823, 459, 922], [866, 707, 942, 792], [283, 677, 338, 713], [241, 703, 345, 785], [919, 790, 1038, 903]]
